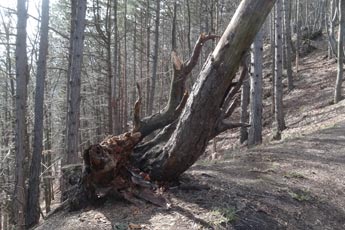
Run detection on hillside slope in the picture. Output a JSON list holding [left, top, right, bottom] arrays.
[[35, 37, 345, 230]]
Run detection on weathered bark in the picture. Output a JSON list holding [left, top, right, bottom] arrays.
[[137, 0, 276, 180], [186, 0, 192, 54], [274, 0, 286, 139], [270, 10, 276, 114], [171, 0, 177, 52], [295, 0, 301, 74], [123, 0, 128, 131], [26, 0, 50, 227], [283, 0, 294, 91], [112, 0, 119, 134], [248, 28, 263, 146], [334, 0, 344, 103], [148, 0, 161, 115], [66, 0, 87, 164], [240, 71, 250, 144], [328, 0, 338, 58], [133, 34, 218, 138], [64, 0, 276, 211], [14, 0, 29, 228], [145, 0, 151, 115]]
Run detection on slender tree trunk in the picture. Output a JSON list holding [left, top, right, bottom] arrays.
[[139, 9, 144, 117], [64, 0, 77, 163], [112, 0, 119, 134], [145, 0, 151, 115], [26, 0, 50, 227], [107, 32, 113, 134], [283, 0, 294, 90], [248, 28, 263, 146], [132, 17, 137, 110], [295, 0, 300, 74], [148, 0, 161, 115], [14, 0, 29, 228], [186, 0, 192, 54], [123, 0, 128, 131], [334, 0, 344, 103], [240, 71, 250, 144], [270, 10, 276, 114], [171, 0, 177, 51], [328, 0, 337, 58], [274, 0, 286, 139], [66, 0, 87, 164], [43, 97, 53, 212]]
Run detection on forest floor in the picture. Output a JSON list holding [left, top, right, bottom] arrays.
[[35, 36, 345, 230]]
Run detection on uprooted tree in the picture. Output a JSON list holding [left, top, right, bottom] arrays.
[[63, 0, 276, 211]]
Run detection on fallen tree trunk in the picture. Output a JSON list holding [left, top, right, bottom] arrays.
[[62, 0, 276, 211], [134, 0, 276, 180]]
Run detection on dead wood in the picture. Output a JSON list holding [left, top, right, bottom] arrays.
[[63, 132, 169, 211], [134, 33, 219, 138]]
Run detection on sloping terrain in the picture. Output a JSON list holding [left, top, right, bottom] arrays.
[[35, 37, 345, 230]]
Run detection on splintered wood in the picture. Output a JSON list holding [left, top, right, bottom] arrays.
[[81, 132, 168, 208]]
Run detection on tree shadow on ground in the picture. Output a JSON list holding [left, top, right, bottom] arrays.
[[35, 122, 345, 230]]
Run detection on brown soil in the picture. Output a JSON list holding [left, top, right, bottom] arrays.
[[35, 36, 345, 230]]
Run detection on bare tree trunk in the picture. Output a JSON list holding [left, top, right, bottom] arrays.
[[145, 0, 151, 115], [112, 0, 120, 134], [148, 0, 161, 115], [26, 0, 50, 227], [328, 0, 337, 58], [274, 0, 286, 139], [295, 0, 300, 74], [283, 0, 294, 91], [66, 0, 87, 164], [43, 97, 53, 213], [186, 0, 192, 54], [248, 28, 263, 146], [334, 0, 344, 103], [269, 10, 276, 115], [123, 0, 128, 131], [64, 0, 77, 163], [240, 71, 250, 144], [107, 22, 113, 134], [14, 0, 29, 228], [171, 0, 177, 51], [65, 0, 276, 211], [132, 17, 138, 111], [137, 0, 276, 180]]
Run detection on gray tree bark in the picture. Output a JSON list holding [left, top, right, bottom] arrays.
[[26, 0, 50, 227], [248, 28, 263, 146], [283, 0, 294, 91], [112, 0, 120, 134], [270, 10, 276, 114], [138, 0, 277, 180], [274, 0, 286, 139], [328, 0, 338, 58], [66, 0, 87, 164], [295, 0, 301, 74], [240, 71, 250, 144], [13, 0, 29, 228], [334, 0, 344, 103], [148, 0, 161, 115]]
